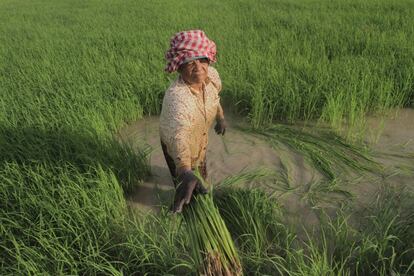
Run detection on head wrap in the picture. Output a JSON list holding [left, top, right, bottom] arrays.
[[165, 30, 217, 73]]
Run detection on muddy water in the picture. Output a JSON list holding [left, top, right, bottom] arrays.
[[117, 114, 316, 212], [117, 109, 414, 218], [364, 108, 414, 196], [366, 109, 414, 166]]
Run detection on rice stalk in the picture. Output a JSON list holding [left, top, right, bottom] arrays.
[[182, 174, 242, 276], [240, 124, 381, 180]]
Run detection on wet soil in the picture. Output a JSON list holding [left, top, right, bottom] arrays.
[[117, 109, 414, 221]]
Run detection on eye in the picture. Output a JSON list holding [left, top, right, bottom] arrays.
[[200, 58, 209, 64]]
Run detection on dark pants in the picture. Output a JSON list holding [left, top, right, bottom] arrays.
[[161, 140, 207, 187]]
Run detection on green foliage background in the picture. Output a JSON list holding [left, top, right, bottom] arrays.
[[1, 0, 413, 274], [1, 0, 413, 130]]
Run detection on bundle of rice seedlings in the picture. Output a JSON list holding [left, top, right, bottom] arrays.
[[182, 177, 242, 276]]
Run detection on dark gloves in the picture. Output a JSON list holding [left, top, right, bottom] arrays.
[[214, 118, 226, 136], [172, 170, 208, 213]]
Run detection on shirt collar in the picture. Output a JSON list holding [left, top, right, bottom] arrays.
[[179, 76, 211, 95]]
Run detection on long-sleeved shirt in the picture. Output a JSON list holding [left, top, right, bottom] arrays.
[[159, 66, 224, 174]]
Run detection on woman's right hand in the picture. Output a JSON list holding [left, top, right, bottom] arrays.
[[171, 170, 207, 213]]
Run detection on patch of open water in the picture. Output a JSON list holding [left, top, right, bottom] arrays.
[[117, 109, 414, 223]]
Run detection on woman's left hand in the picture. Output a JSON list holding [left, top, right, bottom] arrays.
[[214, 118, 226, 136]]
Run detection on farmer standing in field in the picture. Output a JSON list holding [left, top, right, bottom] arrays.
[[159, 30, 226, 213]]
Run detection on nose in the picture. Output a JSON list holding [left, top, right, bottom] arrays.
[[194, 60, 204, 70]]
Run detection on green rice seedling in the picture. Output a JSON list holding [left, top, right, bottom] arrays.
[[0, 162, 127, 274], [0, 124, 151, 192], [214, 185, 355, 275], [282, 229, 352, 276], [252, 152, 304, 200], [258, 148, 355, 209], [351, 184, 414, 275], [1, 0, 414, 274], [182, 172, 242, 276], [1, 0, 413, 135], [243, 124, 381, 180], [215, 167, 276, 190], [183, 194, 243, 275], [215, 187, 295, 275], [213, 182, 349, 275], [214, 171, 414, 275], [116, 208, 194, 275], [313, 184, 414, 276], [300, 179, 353, 209], [318, 207, 358, 268]]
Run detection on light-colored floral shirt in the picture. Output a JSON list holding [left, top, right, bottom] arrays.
[[159, 66, 224, 173]]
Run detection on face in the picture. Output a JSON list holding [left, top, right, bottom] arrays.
[[179, 58, 209, 85]]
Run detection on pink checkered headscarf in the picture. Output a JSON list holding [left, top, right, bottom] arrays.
[[165, 30, 217, 73]]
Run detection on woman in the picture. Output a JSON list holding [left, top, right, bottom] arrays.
[[159, 30, 226, 213]]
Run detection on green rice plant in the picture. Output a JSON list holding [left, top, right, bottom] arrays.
[[183, 193, 242, 276], [215, 167, 277, 190], [214, 183, 352, 275], [312, 183, 414, 276], [182, 172, 242, 276], [1, 0, 413, 274], [0, 124, 151, 192], [300, 179, 353, 209], [255, 152, 303, 198], [1, 0, 413, 134], [0, 162, 127, 275], [115, 208, 194, 275], [281, 230, 352, 276], [214, 170, 414, 275], [244, 124, 381, 180], [215, 187, 294, 275], [351, 185, 414, 275]]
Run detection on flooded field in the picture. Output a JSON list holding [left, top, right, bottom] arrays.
[[118, 109, 414, 214], [2, 0, 413, 274]]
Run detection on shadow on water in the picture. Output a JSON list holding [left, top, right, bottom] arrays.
[[148, 165, 174, 186], [0, 124, 151, 194]]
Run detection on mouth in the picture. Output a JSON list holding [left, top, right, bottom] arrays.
[[193, 69, 206, 74]]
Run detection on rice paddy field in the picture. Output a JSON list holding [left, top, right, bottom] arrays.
[[1, 0, 414, 275]]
